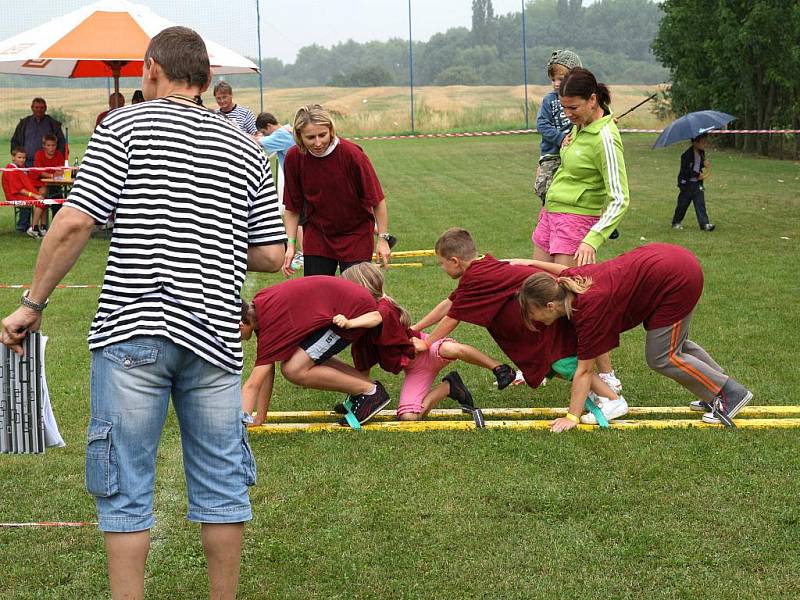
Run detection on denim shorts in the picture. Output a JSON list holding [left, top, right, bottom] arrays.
[[86, 336, 255, 532]]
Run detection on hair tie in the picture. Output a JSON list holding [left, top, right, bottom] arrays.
[[555, 276, 562, 284]]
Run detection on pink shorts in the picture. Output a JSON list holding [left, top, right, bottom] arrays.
[[532, 209, 600, 256], [396, 336, 454, 416]]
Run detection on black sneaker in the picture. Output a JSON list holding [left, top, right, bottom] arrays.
[[609, 228, 620, 240], [385, 234, 398, 249], [338, 381, 390, 427], [702, 223, 716, 232], [442, 371, 474, 410], [333, 394, 352, 415], [492, 364, 515, 390]]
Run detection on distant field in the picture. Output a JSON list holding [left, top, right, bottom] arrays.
[[0, 84, 667, 137]]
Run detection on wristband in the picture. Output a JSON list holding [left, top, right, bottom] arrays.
[[564, 412, 580, 424], [287, 237, 296, 244]]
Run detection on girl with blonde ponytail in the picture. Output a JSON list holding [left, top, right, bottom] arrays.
[[517, 243, 753, 431], [338, 263, 514, 421]]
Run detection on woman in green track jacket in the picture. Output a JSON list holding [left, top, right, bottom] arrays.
[[532, 67, 629, 268], [530, 67, 629, 391]]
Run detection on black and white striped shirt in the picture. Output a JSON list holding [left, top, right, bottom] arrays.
[[215, 104, 257, 135], [66, 98, 285, 373]]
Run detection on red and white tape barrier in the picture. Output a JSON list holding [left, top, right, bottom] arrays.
[[1, 199, 66, 208], [0, 521, 97, 528], [349, 128, 800, 141], [0, 284, 101, 289]]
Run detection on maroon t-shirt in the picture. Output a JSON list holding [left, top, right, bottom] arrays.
[[563, 243, 704, 360], [351, 297, 418, 374], [253, 276, 378, 365], [283, 138, 384, 262], [447, 254, 578, 387]]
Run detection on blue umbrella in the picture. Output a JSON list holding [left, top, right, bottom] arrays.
[[652, 110, 736, 149]]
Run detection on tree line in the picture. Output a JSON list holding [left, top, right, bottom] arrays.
[[654, 0, 800, 156], [262, 0, 666, 88]]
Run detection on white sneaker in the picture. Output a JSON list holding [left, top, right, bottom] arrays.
[[672, 223, 684, 230], [581, 395, 629, 424], [26, 227, 40, 239], [290, 251, 304, 270], [599, 371, 622, 393]]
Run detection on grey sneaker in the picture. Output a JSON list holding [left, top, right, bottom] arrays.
[[702, 223, 716, 231], [702, 381, 753, 425], [672, 223, 684, 230]]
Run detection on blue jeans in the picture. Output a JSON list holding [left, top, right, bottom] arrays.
[[86, 336, 255, 532]]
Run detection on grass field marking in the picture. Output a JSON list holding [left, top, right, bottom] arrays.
[[248, 417, 800, 434]]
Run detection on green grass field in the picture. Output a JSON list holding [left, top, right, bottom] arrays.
[[1, 133, 799, 599]]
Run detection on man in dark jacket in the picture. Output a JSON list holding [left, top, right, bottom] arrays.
[[10, 98, 66, 231]]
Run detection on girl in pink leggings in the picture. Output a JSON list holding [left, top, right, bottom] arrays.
[[336, 263, 514, 420]]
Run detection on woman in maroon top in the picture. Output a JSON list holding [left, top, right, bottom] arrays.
[[281, 104, 392, 277], [518, 243, 753, 431]]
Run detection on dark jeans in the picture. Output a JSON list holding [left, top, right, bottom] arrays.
[[16, 207, 32, 231], [303, 255, 365, 277], [672, 182, 710, 228]]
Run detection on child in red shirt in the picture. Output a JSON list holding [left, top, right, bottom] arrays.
[[2, 148, 45, 238], [338, 262, 514, 422], [33, 134, 66, 224], [240, 276, 390, 427], [415, 228, 620, 412], [518, 243, 752, 431]]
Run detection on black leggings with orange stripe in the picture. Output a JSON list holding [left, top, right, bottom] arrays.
[[644, 311, 727, 402]]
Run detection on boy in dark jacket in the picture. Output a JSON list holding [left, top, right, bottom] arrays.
[[672, 134, 715, 231]]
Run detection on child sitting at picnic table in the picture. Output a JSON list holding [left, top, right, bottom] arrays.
[[2, 147, 45, 238], [33, 134, 66, 220]]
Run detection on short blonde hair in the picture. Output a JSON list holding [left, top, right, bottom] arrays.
[[292, 104, 337, 151]]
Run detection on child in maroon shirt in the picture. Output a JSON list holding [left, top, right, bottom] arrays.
[[281, 104, 392, 277], [518, 243, 753, 431], [339, 262, 514, 421], [415, 228, 619, 405], [240, 276, 390, 426]]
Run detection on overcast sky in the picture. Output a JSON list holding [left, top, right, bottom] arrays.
[[1, 0, 597, 64]]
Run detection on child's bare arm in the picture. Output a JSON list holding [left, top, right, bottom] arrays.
[[333, 311, 383, 329], [413, 298, 453, 331], [503, 258, 567, 275], [243, 364, 276, 424], [425, 315, 460, 346]]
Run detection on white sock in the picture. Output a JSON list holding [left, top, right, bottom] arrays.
[[364, 384, 377, 396]]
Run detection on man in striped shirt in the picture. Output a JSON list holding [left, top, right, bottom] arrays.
[[1, 26, 285, 599], [213, 81, 257, 134]]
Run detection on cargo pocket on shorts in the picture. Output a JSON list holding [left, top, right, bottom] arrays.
[[85, 417, 119, 498], [240, 417, 257, 487]]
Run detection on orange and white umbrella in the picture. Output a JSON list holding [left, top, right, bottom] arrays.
[[0, 0, 258, 91]]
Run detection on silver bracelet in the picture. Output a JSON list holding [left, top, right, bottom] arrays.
[[21, 290, 48, 312]]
